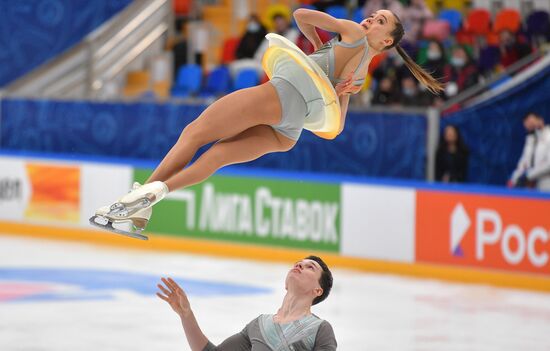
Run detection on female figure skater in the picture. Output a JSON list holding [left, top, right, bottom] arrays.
[[156, 256, 335, 350], [90, 8, 443, 238]]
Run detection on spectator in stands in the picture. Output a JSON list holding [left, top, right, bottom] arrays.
[[443, 45, 479, 97], [400, 0, 433, 43], [423, 40, 446, 82], [508, 112, 550, 192], [371, 77, 399, 105], [363, 0, 403, 18], [477, 41, 501, 78], [436, 125, 469, 183], [254, 13, 300, 62], [422, 39, 447, 106], [498, 29, 532, 68], [372, 48, 409, 90], [228, 12, 300, 80], [171, 23, 190, 81], [235, 14, 267, 59], [398, 75, 431, 106]]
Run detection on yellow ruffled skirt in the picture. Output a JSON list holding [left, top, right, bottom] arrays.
[[261, 34, 341, 140]]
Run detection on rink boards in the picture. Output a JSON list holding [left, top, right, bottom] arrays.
[[0, 154, 549, 291]]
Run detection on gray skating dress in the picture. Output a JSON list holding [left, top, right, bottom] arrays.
[[263, 33, 369, 141]]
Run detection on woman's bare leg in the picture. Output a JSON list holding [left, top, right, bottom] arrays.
[[163, 125, 296, 191], [146, 82, 282, 183]]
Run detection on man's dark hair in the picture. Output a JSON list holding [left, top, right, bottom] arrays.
[[305, 255, 333, 305]]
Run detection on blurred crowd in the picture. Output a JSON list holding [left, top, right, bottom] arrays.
[[169, 0, 550, 108]]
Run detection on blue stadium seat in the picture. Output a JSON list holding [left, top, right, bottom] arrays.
[[171, 64, 202, 97], [438, 9, 462, 34], [200, 65, 231, 97], [325, 5, 348, 19], [233, 69, 259, 90]]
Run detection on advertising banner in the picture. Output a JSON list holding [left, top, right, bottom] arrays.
[[0, 158, 80, 224], [0, 156, 133, 228], [416, 190, 550, 275], [135, 170, 341, 252]]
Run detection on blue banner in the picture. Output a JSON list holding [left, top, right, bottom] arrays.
[[0, 98, 427, 179], [442, 63, 550, 185], [0, 0, 131, 86]]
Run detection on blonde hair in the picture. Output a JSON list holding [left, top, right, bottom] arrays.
[[386, 14, 444, 94]]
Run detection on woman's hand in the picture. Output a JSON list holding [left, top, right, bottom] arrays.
[[157, 277, 192, 318], [335, 74, 362, 96]]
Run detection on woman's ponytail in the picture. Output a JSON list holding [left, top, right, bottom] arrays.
[[395, 45, 444, 94], [387, 13, 444, 94]]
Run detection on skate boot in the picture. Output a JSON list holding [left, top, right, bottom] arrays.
[[89, 182, 158, 240], [106, 181, 168, 219]]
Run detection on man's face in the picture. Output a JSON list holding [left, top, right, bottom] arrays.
[[273, 16, 289, 34], [285, 259, 323, 297], [524, 115, 541, 132]]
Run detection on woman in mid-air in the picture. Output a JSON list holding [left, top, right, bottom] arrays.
[[156, 256, 335, 350], [90, 8, 443, 238]]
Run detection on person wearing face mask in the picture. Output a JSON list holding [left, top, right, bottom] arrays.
[[229, 12, 301, 79], [443, 45, 479, 97], [422, 40, 447, 106], [508, 112, 550, 191], [424, 40, 446, 80], [235, 15, 268, 59], [398, 75, 431, 106]]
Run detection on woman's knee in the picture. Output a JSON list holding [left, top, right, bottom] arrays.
[[180, 121, 209, 147]]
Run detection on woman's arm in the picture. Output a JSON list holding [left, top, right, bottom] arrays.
[[334, 74, 363, 135], [157, 277, 252, 351], [293, 9, 363, 50], [157, 277, 209, 351], [338, 95, 350, 135]]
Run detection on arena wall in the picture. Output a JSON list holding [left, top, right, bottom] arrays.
[[1, 153, 548, 292]]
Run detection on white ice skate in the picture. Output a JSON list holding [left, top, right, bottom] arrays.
[[89, 206, 152, 240], [89, 181, 166, 240], [106, 181, 168, 219]]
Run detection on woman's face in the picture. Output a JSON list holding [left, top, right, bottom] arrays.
[[285, 259, 323, 301], [360, 10, 396, 49], [444, 126, 458, 143]]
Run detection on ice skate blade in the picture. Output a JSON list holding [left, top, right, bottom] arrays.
[[89, 215, 149, 241]]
